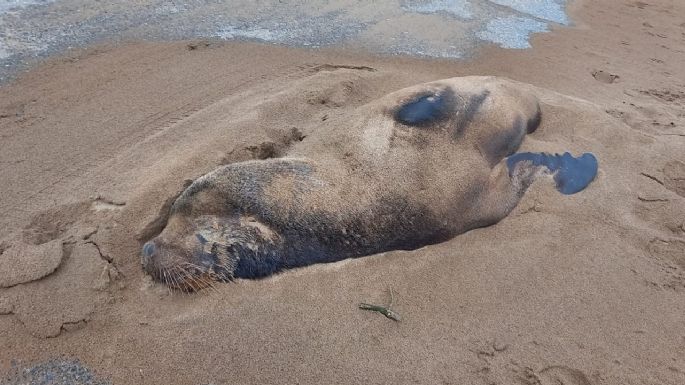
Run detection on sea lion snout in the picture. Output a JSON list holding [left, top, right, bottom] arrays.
[[141, 242, 155, 268], [142, 214, 289, 290], [142, 241, 155, 257], [141, 232, 224, 291], [141, 238, 168, 277]]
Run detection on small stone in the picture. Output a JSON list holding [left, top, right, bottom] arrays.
[[493, 339, 509, 352]]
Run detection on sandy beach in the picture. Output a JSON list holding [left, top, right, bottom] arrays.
[[1, 0, 685, 384]]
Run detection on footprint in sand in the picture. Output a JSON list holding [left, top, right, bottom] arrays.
[[21, 201, 91, 245], [639, 89, 685, 105], [649, 238, 685, 270], [663, 160, 685, 197], [592, 70, 619, 84], [538, 365, 592, 385]]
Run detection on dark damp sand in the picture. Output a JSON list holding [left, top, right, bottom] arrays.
[[0, 0, 567, 83], [1, 0, 685, 384]]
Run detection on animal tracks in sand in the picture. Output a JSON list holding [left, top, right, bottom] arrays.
[[649, 239, 685, 270], [639, 89, 685, 106], [537, 366, 592, 385], [512, 365, 592, 385], [663, 160, 685, 198], [637, 238, 685, 291], [466, 338, 592, 385], [632, 159, 685, 290], [592, 70, 619, 84], [602, 79, 685, 138], [21, 201, 91, 245], [635, 160, 685, 201]]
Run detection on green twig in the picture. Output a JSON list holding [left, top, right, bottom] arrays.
[[358, 287, 401, 321]]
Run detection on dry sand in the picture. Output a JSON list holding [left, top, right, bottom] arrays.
[[1, 0, 685, 384]]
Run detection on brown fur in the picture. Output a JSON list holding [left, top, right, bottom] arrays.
[[141, 77, 542, 290]]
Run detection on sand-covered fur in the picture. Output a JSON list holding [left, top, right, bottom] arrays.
[[141, 77, 557, 289]]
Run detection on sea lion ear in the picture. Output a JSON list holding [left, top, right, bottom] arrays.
[[506, 152, 599, 195]]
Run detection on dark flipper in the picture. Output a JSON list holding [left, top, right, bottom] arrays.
[[506, 152, 598, 195]]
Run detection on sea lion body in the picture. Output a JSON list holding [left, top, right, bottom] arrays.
[[153, 159, 453, 281], [142, 76, 596, 290]]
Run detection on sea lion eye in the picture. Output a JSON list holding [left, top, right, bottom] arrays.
[[394, 92, 449, 126]]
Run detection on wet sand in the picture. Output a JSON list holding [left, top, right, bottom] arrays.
[[0, 0, 571, 82], [1, 0, 685, 384]]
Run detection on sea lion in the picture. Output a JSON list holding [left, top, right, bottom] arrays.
[[141, 76, 598, 291]]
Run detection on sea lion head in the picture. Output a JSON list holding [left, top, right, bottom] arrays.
[[142, 207, 286, 291], [141, 215, 238, 291]]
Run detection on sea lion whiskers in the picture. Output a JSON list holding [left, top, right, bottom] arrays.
[[162, 270, 173, 296], [173, 265, 200, 293], [177, 265, 202, 292], [182, 261, 232, 283], [164, 268, 183, 296], [169, 267, 188, 294], [176, 263, 220, 294], [188, 265, 220, 292]]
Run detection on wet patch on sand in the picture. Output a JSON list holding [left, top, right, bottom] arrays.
[[2, 359, 110, 385]]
